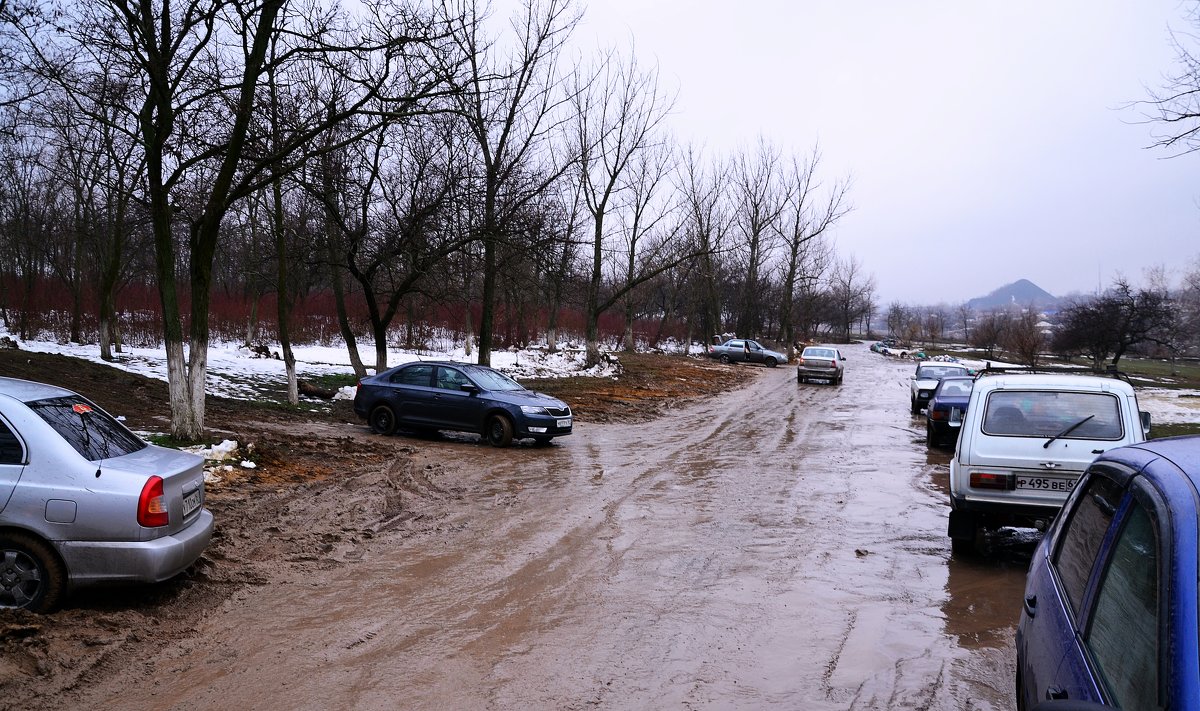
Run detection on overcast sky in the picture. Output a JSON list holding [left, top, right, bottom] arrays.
[[569, 1, 1199, 306]]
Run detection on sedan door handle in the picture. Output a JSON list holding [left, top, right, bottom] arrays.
[[1046, 686, 1068, 700], [1023, 593, 1037, 618]]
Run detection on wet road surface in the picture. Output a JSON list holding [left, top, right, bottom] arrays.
[[89, 342, 1035, 710]]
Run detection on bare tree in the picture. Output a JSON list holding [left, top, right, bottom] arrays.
[[441, 0, 580, 366], [970, 310, 1008, 360], [9, 0, 452, 437], [1003, 308, 1044, 368], [827, 255, 875, 342], [676, 143, 731, 345], [1178, 256, 1200, 354], [569, 44, 674, 363], [1144, 8, 1200, 156], [320, 116, 469, 373], [924, 306, 947, 346], [777, 148, 847, 357], [731, 136, 787, 339], [956, 302, 973, 344], [1052, 278, 1176, 368]]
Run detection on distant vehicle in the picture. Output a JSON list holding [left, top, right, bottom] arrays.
[[707, 338, 786, 367], [0, 378, 214, 612], [1016, 436, 1200, 711], [909, 362, 973, 413], [353, 361, 573, 447], [796, 346, 845, 385], [947, 373, 1150, 555], [925, 376, 973, 448]]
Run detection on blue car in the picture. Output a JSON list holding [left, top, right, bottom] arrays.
[[353, 361, 573, 447], [1015, 436, 1200, 710], [924, 376, 973, 448]]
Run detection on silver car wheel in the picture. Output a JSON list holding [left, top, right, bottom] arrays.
[[0, 534, 65, 612]]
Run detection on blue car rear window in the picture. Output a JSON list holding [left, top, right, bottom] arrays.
[[29, 396, 147, 461]]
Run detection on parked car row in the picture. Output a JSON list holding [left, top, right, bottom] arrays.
[[896, 353, 1185, 710], [909, 361, 973, 413]]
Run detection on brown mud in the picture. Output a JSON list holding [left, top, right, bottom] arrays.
[[0, 345, 1030, 710]]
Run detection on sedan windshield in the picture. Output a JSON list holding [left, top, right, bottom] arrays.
[[463, 365, 524, 392], [29, 396, 147, 461]]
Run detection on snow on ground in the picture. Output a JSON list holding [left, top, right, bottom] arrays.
[[1, 328, 620, 403], [1138, 389, 1200, 426]]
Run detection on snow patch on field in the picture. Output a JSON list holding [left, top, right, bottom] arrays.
[[2, 329, 617, 402]]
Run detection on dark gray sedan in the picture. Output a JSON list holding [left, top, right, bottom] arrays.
[[707, 338, 786, 367], [353, 361, 573, 447], [0, 378, 214, 612]]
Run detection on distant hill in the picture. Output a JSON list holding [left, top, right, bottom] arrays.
[[967, 279, 1059, 311]]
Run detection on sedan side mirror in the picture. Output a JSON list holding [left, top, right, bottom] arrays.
[[460, 383, 480, 394]]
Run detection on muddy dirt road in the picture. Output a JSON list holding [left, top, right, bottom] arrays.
[[43, 343, 1033, 710]]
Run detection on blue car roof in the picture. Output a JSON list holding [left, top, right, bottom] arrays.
[[1095, 437, 1200, 498]]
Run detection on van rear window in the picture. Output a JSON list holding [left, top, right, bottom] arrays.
[[981, 391, 1123, 440]]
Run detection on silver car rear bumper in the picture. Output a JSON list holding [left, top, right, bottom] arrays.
[[56, 509, 215, 586]]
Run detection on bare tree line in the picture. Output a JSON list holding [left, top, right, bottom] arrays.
[[0, 0, 868, 438]]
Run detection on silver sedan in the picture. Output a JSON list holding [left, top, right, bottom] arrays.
[[797, 346, 845, 385], [0, 378, 214, 612]]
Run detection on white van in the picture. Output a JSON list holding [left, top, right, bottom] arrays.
[[947, 372, 1150, 554]]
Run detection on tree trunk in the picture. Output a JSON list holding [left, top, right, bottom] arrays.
[[463, 306, 473, 357], [245, 296, 259, 347], [272, 171, 298, 405], [477, 235, 496, 366], [585, 310, 601, 367], [374, 322, 388, 374], [622, 299, 635, 353], [323, 167, 367, 379]]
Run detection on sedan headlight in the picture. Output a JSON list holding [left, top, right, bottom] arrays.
[[520, 405, 549, 415]]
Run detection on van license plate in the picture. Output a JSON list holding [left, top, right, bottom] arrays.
[[1016, 476, 1076, 492]]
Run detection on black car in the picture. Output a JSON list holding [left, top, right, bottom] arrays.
[[353, 361, 573, 447]]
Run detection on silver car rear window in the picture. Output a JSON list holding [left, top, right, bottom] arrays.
[[981, 391, 1123, 440], [29, 396, 147, 461]]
